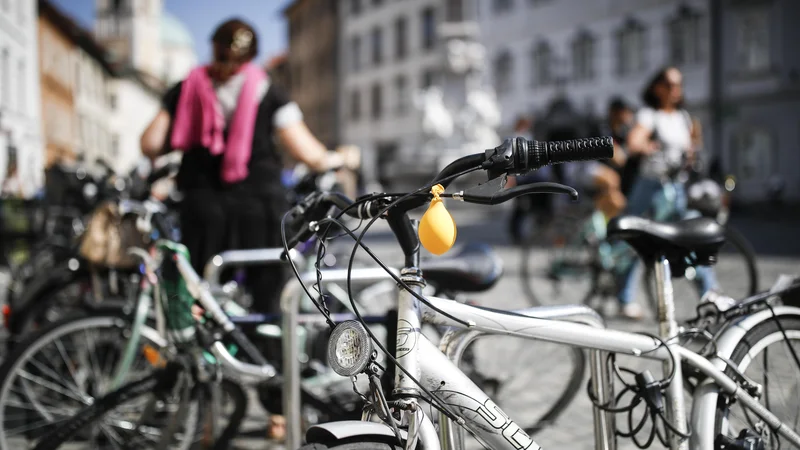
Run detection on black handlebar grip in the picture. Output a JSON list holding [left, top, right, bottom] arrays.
[[353, 198, 387, 219], [524, 137, 614, 170]]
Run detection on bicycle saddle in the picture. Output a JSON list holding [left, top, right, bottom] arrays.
[[422, 242, 503, 293], [607, 216, 726, 273]]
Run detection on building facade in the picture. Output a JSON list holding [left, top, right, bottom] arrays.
[[39, 0, 116, 171], [338, 0, 444, 188], [477, 0, 799, 202], [265, 52, 290, 90], [1, 0, 44, 197], [284, 0, 340, 149], [94, 0, 195, 86], [38, 0, 77, 169], [107, 70, 162, 173]]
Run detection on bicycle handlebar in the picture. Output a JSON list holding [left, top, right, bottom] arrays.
[[282, 136, 614, 251]]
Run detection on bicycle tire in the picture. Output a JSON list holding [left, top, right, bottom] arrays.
[[643, 226, 759, 312], [210, 379, 249, 450], [713, 316, 800, 446], [31, 368, 203, 450], [0, 312, 167, 450], [520, 214, 598, 307], [525, 346, 586, 435]]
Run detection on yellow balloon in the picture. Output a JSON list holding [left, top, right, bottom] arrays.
[[419, 186, 457, 255]]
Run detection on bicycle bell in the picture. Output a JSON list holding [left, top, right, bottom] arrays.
[[327, 320, 374, 377]]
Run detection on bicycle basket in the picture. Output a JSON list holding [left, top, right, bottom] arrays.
[[78, 201, 148, 269]]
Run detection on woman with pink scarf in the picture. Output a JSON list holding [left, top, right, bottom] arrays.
[[140, 19, 350, 321]]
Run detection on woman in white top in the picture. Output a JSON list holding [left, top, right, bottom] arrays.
[[615, 66, 717, 319]]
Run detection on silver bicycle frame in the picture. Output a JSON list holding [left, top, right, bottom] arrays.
[[392, 259, 800, 450]]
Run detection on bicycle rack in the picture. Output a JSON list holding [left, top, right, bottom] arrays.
[[438, 304, 615, 450], [282, 267, 400, 450]]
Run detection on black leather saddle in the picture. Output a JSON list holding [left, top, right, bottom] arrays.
[[422, 242, 503, 293], [607, 216, 726, 274]]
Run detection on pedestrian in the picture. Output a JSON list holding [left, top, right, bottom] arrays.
[[139, 18, 356, 439], [615, 66, 717, 319]]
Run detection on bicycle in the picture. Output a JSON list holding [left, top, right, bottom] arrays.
[[16, 183, 585, 449], [260, 136, 797, 450], [521, 161, 757, 318]]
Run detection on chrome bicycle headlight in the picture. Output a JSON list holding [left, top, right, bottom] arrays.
[[327, 320, 373, 377]]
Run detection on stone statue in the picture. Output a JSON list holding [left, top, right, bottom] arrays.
[[415, 87, 454, 141]]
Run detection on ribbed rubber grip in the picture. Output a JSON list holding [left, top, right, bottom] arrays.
[[524, 136, 614, 171]]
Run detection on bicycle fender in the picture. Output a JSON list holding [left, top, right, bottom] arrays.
[[306, 421, 408, 444], [713, 305, 800, 367], [690, 305, 800, 450]]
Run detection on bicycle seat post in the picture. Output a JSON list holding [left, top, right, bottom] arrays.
[[651, 255, 689, 450]]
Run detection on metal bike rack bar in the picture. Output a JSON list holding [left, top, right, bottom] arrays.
[[438, 304, 616, 450], [281, 267, 399, 450], [203, 248, 299, 286]]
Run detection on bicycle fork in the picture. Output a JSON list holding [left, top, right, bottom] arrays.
[[653, 256, 689, 450]]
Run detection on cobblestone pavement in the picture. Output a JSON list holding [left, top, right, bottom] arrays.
[[3, 207, 799, 450]]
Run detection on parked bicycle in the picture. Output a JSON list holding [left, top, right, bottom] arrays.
[[1, 183, 582, 448], [521, 158, 757, 318], [261, 136, 797, 450]]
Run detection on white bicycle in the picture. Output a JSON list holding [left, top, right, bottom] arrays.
[[280, 137, 800, 450]]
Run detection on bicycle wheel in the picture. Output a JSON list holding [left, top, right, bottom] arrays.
[[520, 212, 601, 307], [30, 366, 204, 450], [643, 226, 759, 318], [458, 334, 586, 437], [0, 312, 187, 450], [714, 316, 800, 449]]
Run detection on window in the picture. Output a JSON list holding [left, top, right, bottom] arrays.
[[371, 27, 383, 66], [395, 17, 408, 61], [395, 75, 408, 114], [735, 7, 770, 73], [669, 6, 703, 66], [17, 60, 24, 114], [731, 129, 777, 181], [493, 0, 513, 14], [446, 0, 463, 21], [351, 0, 362, 15], [529, 42, 552, 87], [350, 90, 361, 120], [571, 32, 595, 82], [1, 49, 9, 109], [421, 69, 436, 89], [111, 134, 120, 157], [371, 83, 382, 120], [616, 19, 646, 76], [421, 7, 436, 51], [493, 50, 513, 94], [350, 35, 362, 72]]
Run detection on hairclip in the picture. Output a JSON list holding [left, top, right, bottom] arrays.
[[231, 29, 253, 55]]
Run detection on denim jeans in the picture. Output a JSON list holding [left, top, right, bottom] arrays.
[[616, 177, 719, 305]]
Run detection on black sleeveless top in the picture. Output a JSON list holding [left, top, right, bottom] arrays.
[[161, 81, 292, 200]]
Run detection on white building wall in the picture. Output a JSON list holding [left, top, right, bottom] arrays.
[[0, 0, 44, 197], [73, 50, 113, 167], [476, 0, 710, 130], [339, 0, 444, 187], [107, 77, 160, 174], [161, 44, 195, 85]]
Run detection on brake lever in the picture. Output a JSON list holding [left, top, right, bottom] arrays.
[[460, 179, 579, 205]]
